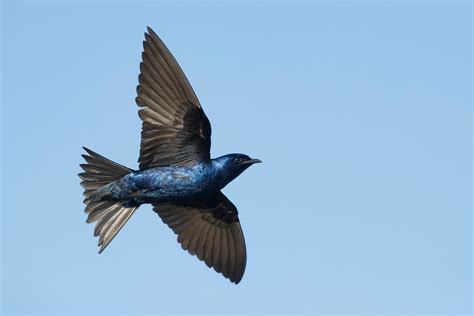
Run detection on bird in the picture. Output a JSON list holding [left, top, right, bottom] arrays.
[[78, 27, 261, 284]]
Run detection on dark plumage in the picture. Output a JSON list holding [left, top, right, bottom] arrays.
[[79, 27, 261, 284]]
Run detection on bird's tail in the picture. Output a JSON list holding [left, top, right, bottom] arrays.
[[79, 147, 138, 253]]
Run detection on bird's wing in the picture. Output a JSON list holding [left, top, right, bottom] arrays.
[[153, 191, 246, 284], [136, 27, 211, 169]]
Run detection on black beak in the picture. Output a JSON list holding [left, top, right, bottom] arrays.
[[243, 158, 262, 165]]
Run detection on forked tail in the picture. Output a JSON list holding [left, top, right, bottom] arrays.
[[79, 147, 138, 253]]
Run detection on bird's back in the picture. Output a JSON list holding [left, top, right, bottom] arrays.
[[118, 163, 221, 203]]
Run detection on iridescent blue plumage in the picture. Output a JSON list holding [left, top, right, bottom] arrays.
[[79, 27, 260, 284], [93, 154, 260, 205]]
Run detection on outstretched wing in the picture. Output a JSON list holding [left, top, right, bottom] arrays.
[[153, 191, 247, 284], [136, 27, 211, 169]]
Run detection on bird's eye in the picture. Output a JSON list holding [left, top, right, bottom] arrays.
[[234, 157, 243, 163]]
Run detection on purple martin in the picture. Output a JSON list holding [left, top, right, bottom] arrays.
[[79, 27, 261, 284]]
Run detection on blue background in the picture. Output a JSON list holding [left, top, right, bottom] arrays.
[[1, 1, 471, 315]]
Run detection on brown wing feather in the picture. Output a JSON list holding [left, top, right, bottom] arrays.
[[153, 191, 246, 284], [136, 27, 211, 169]]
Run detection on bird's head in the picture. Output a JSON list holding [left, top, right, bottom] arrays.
[[213, 153, 262, 183]]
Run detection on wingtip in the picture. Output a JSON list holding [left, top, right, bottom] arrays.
[[146, 26, 155, 35], [146, 26, 157, 39], [82, 146, 93, 156], [230, 272, 243, 284]]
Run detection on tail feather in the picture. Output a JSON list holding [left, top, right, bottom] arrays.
[[79, 147, 138, 253]]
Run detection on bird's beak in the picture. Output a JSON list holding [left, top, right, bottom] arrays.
[[244, 158, 262, 165]]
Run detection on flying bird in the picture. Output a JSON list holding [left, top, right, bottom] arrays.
[[79, 27, 261, 284]]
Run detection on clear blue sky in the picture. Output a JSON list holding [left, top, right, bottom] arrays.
[[1, 1, 471, 315]]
